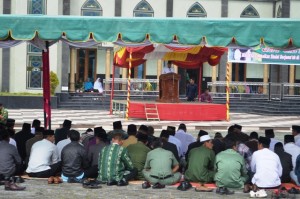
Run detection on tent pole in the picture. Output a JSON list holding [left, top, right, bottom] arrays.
[[42, 41, 51, 129], [226, 62, 230, 121], [125, 52, 132, 120], [109, 64, 115, 115], [198, 64, 203, 102]]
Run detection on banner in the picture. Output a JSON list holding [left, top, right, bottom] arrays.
[[228, 46, 300, 65]]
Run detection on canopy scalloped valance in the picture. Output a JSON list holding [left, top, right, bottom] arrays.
[[1, 15, 300, 48]]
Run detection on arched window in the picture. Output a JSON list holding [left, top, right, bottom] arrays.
[[81, 0, 102, 16], [27, 0, 46, 89], [277, 5, 282, 18], [240, 4, 260, 18], [187, 2, 207, 17], [133, 0, 154, 17], [28, 0, 46, 14]]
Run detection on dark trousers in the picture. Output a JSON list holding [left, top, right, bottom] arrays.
[[28, 162, 61, 178], [83, 165, 98, 179], [123, 168, 138, 181]]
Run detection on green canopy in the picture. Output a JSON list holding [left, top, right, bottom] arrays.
[[0, 15, 300, 47]]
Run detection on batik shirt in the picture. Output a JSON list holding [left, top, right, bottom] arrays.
[[97, 143, 134, 182]]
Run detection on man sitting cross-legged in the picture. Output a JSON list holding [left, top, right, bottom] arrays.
[[185, 135, 215, 183], [214, 137, 249, 195], [250, 136, 282, 197], [127, 133, 151, 180], [97, 133, 137, 186], [61, 130, 89, 183], [26, 130, 61, 180], [142, 140, 181, 189]]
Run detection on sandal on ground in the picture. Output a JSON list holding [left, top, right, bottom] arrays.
[[195, 185, 213, 192]]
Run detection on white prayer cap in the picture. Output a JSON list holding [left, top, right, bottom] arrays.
[[200, 135, 211, 142]]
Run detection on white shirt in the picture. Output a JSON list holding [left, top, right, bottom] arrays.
[[284, 143, 300, 169], [31, 127, 35, 135], [174, 130, 196, 156], [162, 67, 174, 74], [168, 135, 183, 157], [9, 138, 16, 147], [26, 139, 59, 173], [56, 138, 71, 160], [269, 138, 280, 152], [295, 134, 300, 147], [93, 78, 103, 93], [251, 148, 282, 188]]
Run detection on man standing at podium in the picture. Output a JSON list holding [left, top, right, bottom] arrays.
[[162, 61, 175, 74]]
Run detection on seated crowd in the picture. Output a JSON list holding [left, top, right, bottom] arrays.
[[1, 118, 300, 197]]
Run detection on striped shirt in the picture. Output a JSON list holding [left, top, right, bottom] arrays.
[[97, 143, 134, 182]]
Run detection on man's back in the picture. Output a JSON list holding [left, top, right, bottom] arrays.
[[162, 141, 180, 162], [251, 148, 282, 188], [26, 139, 59, 173], [88, 141, 107, 166], [284, 143, 300, 169], [127, 142, 151, 179], [215, 149, 248, 188], [15, 130, 34, 161], [0, 141, 21, 177], [185, 145, 215, 182], [61, 142, 88, 177], [98, 144, 133, 182], [175, 130, 196, 156], [145, 148, 177, 176], [276, 150, 293, 183]]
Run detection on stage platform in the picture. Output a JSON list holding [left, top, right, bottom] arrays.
[[112, 100, 226, 121]]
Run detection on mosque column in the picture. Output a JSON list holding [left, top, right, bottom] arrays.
[[289, 65, 295, 95], [211, 65, 217, 92], [69, 48, 76, 92], [263, 64, 269, 94], [157, 59, 162, 91], [105, 49, 111, 91], [122, 68, 128, 90]]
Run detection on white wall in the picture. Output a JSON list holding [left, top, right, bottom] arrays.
[[173, 0, 221, 18], [246, 63, 264, 79], [290, 0, 300, 18], [203, 63, 212, 77], [228, 1, 273, 18], [146, 59, 157, 76]]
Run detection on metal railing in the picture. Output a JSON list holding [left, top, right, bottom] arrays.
[[207, 81, 300, 101], [103, 78, 159, 97]]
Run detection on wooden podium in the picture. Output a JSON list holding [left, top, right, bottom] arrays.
[[157, 73, 180, 103]]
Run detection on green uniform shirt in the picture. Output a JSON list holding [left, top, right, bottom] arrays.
[[185, 145, 215, 183], [144, 148, 178, 177], [0, 107, 8, 124], [127, 141, 151, 180], [214, 149, 248, 188], [97, 143, 134, 182]]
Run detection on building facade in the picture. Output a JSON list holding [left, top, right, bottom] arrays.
[[0, 0, 300, 94]]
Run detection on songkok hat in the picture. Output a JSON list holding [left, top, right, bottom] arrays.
[[258, 136, 271, 146], [200, 135, 211, 142], [113, 121, 122, 130], [22, 123, 31, 131], [160, 130, 169, 138], [32, 119, 41, 127], [127, 124, 137, 134], [198, 130, 208, 137], [6, 118, 15, 128], [284, 135, 295, 143], [138, 125, 148, 133], [43, 130, 54, 136], [265, 129, 274, 137], [63, 120, 72, 128], [234, 124, 242, 130], [94, 127, 107, 141], [94, 126, 105, 134], [35, 127, 45, 133], [292, 125, 300, 133], [136, 132, 148, 142]]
